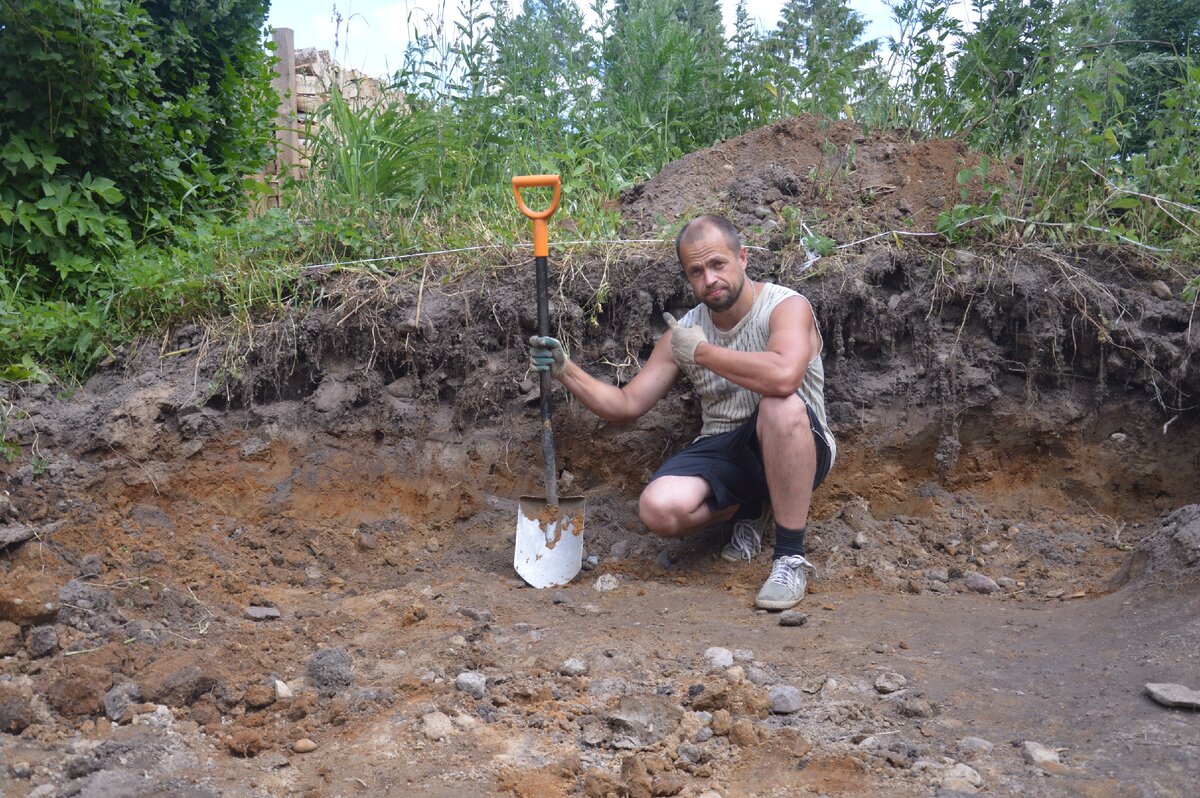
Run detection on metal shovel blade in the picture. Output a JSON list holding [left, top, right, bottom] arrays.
[[514, 496, 586, 588]]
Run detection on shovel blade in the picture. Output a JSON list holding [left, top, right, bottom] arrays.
[[514, 496, 585, 588]]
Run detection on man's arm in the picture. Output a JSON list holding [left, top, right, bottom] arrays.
[[542, 334, 681, 424], [682, 296, 815, 397]]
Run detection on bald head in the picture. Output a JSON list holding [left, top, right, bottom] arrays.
[[675, 215, 742, 265]]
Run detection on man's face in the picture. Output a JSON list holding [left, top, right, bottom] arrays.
[[679, 228, 748, 313]]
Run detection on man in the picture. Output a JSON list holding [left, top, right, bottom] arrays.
[[529, 215, 835, 609]]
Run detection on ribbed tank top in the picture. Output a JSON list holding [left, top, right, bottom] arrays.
[[677, 283, 837, 464]]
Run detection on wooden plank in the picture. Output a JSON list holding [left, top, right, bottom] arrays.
[[271, 27, 299, 189]]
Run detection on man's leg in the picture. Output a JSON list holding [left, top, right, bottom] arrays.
[[754, 393, 819, 609], [638, 476, 738, 538]]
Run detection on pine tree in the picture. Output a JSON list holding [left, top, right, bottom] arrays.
[[766, 0, 877, 118]]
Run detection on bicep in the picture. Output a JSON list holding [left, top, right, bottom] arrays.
[[767, 297, 815, 380]]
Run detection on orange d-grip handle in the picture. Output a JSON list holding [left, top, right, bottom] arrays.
[[512, 174, 561, 257]]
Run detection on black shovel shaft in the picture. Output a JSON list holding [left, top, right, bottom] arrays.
[[535, 254, 559, 506]]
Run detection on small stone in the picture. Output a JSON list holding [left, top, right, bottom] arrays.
[[927, 569, 950, 583], [852, 532, 868, 549], [103, 682, 141, 722], [769, 685, 804, 714], [79, 554, 103, 580], [654, 550, 672, 570], [1020, 740, 1061, 765], [703, 647, 734, 668], [585, 554, 600, 567], [695, 727, 713, 742], [608, 540, 632, 560], [746, 667, 772, 686], [559, 658, 589, 677], [1150, 279, 1172, 300], [421, 711, 454, 740], [459, 606, 492, 623], [897, 697, 935, 718], [995, 576, 1016, 589], [730, 718, 757, 746], [874, 672, 907, 694], [274, 680, 293, 700], [9, 761, 32, 779], [711, 709, 732, 735], [27, 625, 58, 658], [244, 684, 275, 709], [1006, 525, 1020, 538], [260, 752, 290, 769], [425, 537, 440, 553], [307, 648, 354, 694], [732, 648, 753, 662], [779, 610, 808, 627], [724, 665, 745, 682], [452, 713, 479, 730], [293, 738, 317, 753], [979, 542, 999, 555], [244, 606, 281, 621], [1145, 682, 1200, 709], [940, 762, 983, 792], [455, 671, 487, 699], [964, 572, 1000, 593], [754, 205, 771, 219], [958, 736, 994, 756], [227, 729, 266, 757], [594, 574, 619, 592], [560, 470, 575, 489]]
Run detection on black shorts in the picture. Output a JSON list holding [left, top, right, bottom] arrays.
[[651, 401, 833, 516]]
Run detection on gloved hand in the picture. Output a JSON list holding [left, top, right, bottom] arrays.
[[529, 335, 568, 377], [662, 313, 707, 366]]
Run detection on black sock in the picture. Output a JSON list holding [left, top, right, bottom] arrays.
[[773, 524, 806, 560]]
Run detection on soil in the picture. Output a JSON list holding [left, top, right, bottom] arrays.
[[2, 118, 1199, 798]]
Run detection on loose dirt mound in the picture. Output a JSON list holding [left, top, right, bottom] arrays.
[[620, 115, 1010, 241], [2, 119, 1199, 797]]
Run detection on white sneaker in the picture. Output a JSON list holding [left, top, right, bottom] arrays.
[[720, 506, 772, 562], [755, 555, 818, 610]]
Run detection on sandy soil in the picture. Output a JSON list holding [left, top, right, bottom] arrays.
[[2, 118, 1199, 798]]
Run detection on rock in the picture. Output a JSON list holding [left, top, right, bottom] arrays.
[[704, 646, 734, 668], [274, 680, 294, 700], [654, 550, 672, 570], [927, 569, 949, 583], [609, 540, 632, 560], [1020, 740, 1061, 765], [964, 572, 1000, 593], [779, 610, 808, 627], [293, 738, 318, 753], [594, 574, 619, 592], [958, 736, 994, 756], [459, 607, 492, 623], [730, 718, 757, 746], [996, 577, 1017, 589], [1145, 682, 1200, 710], [243, 606, 281, 621], [979, 542, 999, 555], [1150, 279, 1173, 300], [746, 667, 772, 686], [245, 683, 275, 709], [26, 625, 57, 658], [455, 671, 487, 699], [307, 648, 354, 694], [754, 205, 771, 219], [897, 697, 936, 718], [9, 761, 32, 779], [769, 686, 804, 714], [0, 524, 37, 548], [559, 658, 589, 677], [874, 672, 907, 694], [0, 573, 60, 626], [552, 591, 570, 605], [48, 667, 110, 717], [103, 682, 141, 721], [709, 708, 731, 735], [697, 792, 723, 798], [0, 620, 20, 656], [852, 531, 868, 549], [227, 729, 266, 757], [0, 695, 35, 734], [260, 752, 290, 769], [605, 694, 684, 749], [421, 711, 455, 740], [940, 762, 983, 792], [725, 665, 745, 682]]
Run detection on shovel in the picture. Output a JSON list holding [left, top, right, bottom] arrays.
[[512, 174, 585, 588]]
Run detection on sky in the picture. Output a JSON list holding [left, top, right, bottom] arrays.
[[265, 0, 958, 80]]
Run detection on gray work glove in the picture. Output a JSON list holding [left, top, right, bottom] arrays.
[[529, 335, 568, 377], [662, 313, 707, 366]]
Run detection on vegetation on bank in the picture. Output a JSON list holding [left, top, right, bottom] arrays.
[[0, 0, 1198, 385]]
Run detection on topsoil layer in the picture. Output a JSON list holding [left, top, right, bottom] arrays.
[[1, 119, 1199, 798]]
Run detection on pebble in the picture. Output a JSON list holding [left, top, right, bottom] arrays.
[[9, 761, 32, 779], [964, 572, 1000, 593], [654, 550, 673, 570], [779, 610, 808, 627], [586, 554, 600, 567], [1150, 279, 1173, 300], [697, 792, 723, 798], [874, 672, 907, 694], [244, 606, 281, 621], [979, 541, 999, 555], [730, 718, 757, 746], [559, 658, 588, 677], [608, 540, 632, 560], [1145, 682, 1200, 710], [704, 647, 734, 668], [695, 727, 714, 742], [768, 685, 804, 714], [724, 665, 745, 682], [732, 648, 754, 662], [958, 736, 994, 756], [1020, 740, 1061, 765], [996, 577, 1017, 589], [292, 738, 317, 753], [594, 574, 619, 592], [455, 671, 487, 699], [274, 680, 293, 700], [27, 625, 58, 658], [458, 607, 492, 623], [927, 569, 949, 583], [852, 531, 868, 549], [711, 709, 732, 735], [421, 711, 454, 740], [746, 667, 772, 686]]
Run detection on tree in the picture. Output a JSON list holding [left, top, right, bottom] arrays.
[[766, 0, 877, 118]]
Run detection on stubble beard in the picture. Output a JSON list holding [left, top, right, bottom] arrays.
[[702, 273, 745, 313]]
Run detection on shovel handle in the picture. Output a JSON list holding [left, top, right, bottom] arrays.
[[512, 175, 561, 258]]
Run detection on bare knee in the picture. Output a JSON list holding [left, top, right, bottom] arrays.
[[757, 393, 808, 435], [638, 486, 690, 537]]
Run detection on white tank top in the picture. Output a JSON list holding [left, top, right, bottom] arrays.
[[677, 283, 836, 464]]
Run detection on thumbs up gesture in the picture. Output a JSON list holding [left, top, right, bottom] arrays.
[[662, 313, 708, 366]]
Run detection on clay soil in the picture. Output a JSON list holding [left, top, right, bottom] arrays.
[[2, 117, 1200, 798]]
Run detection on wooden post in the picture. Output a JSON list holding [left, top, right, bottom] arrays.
[[271, 27, 298, 204]]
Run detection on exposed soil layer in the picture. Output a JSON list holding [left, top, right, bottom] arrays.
[[2, 122, 1199, 798]]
